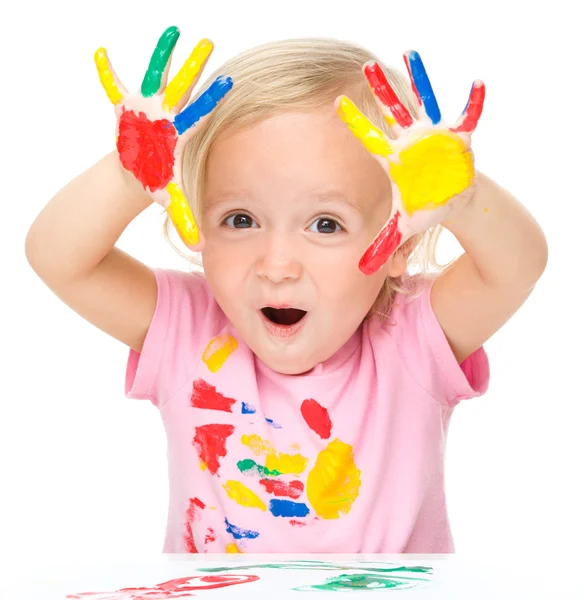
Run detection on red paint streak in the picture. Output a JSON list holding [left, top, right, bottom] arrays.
[[184, 497, 205, 553], [301, 398, 332, 439], [451, 81, 485, 134], [364, 62, 413, 128], [117, 108, 177, 192], [359, 211, 402, 275], [191, 379, 236, 412], [289, 519, 307, 527], [193, 423, 235, 475], [259, 478, 304, 499], [205, 527, 216, 544], [66, 575, 259, 599]]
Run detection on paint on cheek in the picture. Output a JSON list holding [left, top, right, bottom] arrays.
[[301, 399, 332, 439], [225, 518, 260, 539], [223, 480, 267, 511], [191, 379, 236, 412], [359, 211, 402, 276], [202, 333, 238, 372], [269, 499, 310, 518], [237, 458, 282, 478], [306, 439, 361, 519], [184, 497, 205, 553], [117, 108, 177, 191], [390, 131, 473, 215], [259, 478, 304, 499], [193, 424, 235, 475]]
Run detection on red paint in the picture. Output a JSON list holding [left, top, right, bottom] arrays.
[[205, 527, 216, 544], [117, 108, 177, 192], [359, 211, 402, 275], [259, 478, 304, 499], [66, 574, 258, 599], [289, 519, 307, 527], [184, 497, 205, 553], [301, 398, 332, 439], [193, 423, 235, 475], [364, 62, 413, 128], [451, 81, 485, 134], [191, 379, 236, 412]]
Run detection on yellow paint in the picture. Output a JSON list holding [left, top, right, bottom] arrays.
[[94, 48, 123, 105], [484, 208, 489, 213], [166, 183, 200, 246], [390, 131, 474, 215], [241, 434, 308, 474], [226, 543, 242, 553], [306, 439, 361, 520], [223, 480, 267, 511], [383, 113, 397, 127], [241, 434, 275, 456], [265, 452, 308, 475], [163, 38, 214, 111], [291, 443, 301, 451], [203, 333, 238, 372], [337, 96, 393, 156], [199, 461, 207, 471]]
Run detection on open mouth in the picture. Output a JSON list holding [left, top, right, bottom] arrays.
[[261, 307, 307, 326]]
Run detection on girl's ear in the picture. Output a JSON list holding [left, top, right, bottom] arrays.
[[383, 235, 418, 278]]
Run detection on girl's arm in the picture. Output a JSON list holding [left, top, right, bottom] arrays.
[[25, 151, 158, 353], [432, 171, 548, 363]]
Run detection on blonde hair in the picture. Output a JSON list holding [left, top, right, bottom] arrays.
[[164, 37, 455, 323]]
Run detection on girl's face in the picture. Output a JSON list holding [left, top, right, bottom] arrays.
[[201, 106, 400, 375]]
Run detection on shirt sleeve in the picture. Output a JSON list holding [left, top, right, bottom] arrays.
[[388, 277, 490, 407], [124, 268, 212, 408]]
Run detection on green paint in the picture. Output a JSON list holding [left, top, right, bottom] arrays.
[[293, 572, 429, 591], [141, 26, 180, 97], [236, 459, 281, 478]]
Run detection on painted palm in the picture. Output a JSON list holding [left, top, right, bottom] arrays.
[[94, 26, 232, 249], [337, 51, 485, 274]]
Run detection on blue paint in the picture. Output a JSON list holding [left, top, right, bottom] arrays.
[[224, 518, 259, 539], [241, 402, 256, 414], [174, 75, 233, 134], [407, 51, 441, 125], [269, 499, 310, 518], [265, 418, 282, 428]]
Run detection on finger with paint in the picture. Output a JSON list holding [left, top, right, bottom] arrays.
[[94, 26, 233, 250], [337, 52, 485, 275]]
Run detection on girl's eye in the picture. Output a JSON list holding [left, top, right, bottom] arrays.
[[308, 217, 343, 234], [223, 213, 258, 229]]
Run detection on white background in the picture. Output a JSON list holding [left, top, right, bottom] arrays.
[[1, 0, 582, 569]]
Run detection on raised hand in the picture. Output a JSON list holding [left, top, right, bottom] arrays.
[[94, 26, 233, 250], [337, 51, 485, 275]]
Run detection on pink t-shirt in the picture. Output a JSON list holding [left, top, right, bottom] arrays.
[[125, 268, 489, 553]]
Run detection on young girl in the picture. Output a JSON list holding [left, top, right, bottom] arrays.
[[25, 26, 547, 554]]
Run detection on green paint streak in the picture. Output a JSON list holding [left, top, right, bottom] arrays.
[[293, 573, 427, 591], [141, 26, 180, 97], [236, 458, 281, 478], [197, 561, 433, 576]]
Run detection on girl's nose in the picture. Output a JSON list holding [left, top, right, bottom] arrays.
[[255, 237, 302, 283]]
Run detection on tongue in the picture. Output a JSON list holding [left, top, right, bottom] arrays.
[[265, 308, 306, 325]]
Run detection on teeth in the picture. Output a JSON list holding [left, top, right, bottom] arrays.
[[262, 307, 307, 325]]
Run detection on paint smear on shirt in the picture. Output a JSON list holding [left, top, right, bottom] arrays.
[[191, 379, 236, 412], [184, 496, 205, 553], [225, 518, 260, 539], [226, 542, 242, 553], [265, 417, 282, 428], [202, 333, 238, 372], [241, 434, 308, 475], [259, 478, 304, 499], [237, 458, 281, 478], [241, 402, 256, 414], [306, 439, 361, 519], [301, 398, 333, 439], [223, 480, 267, 511], [193, 424, 235, 475], [269, 499, 310, 518], [205, 527, 216, 544], [241, 433, 275, 455]]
